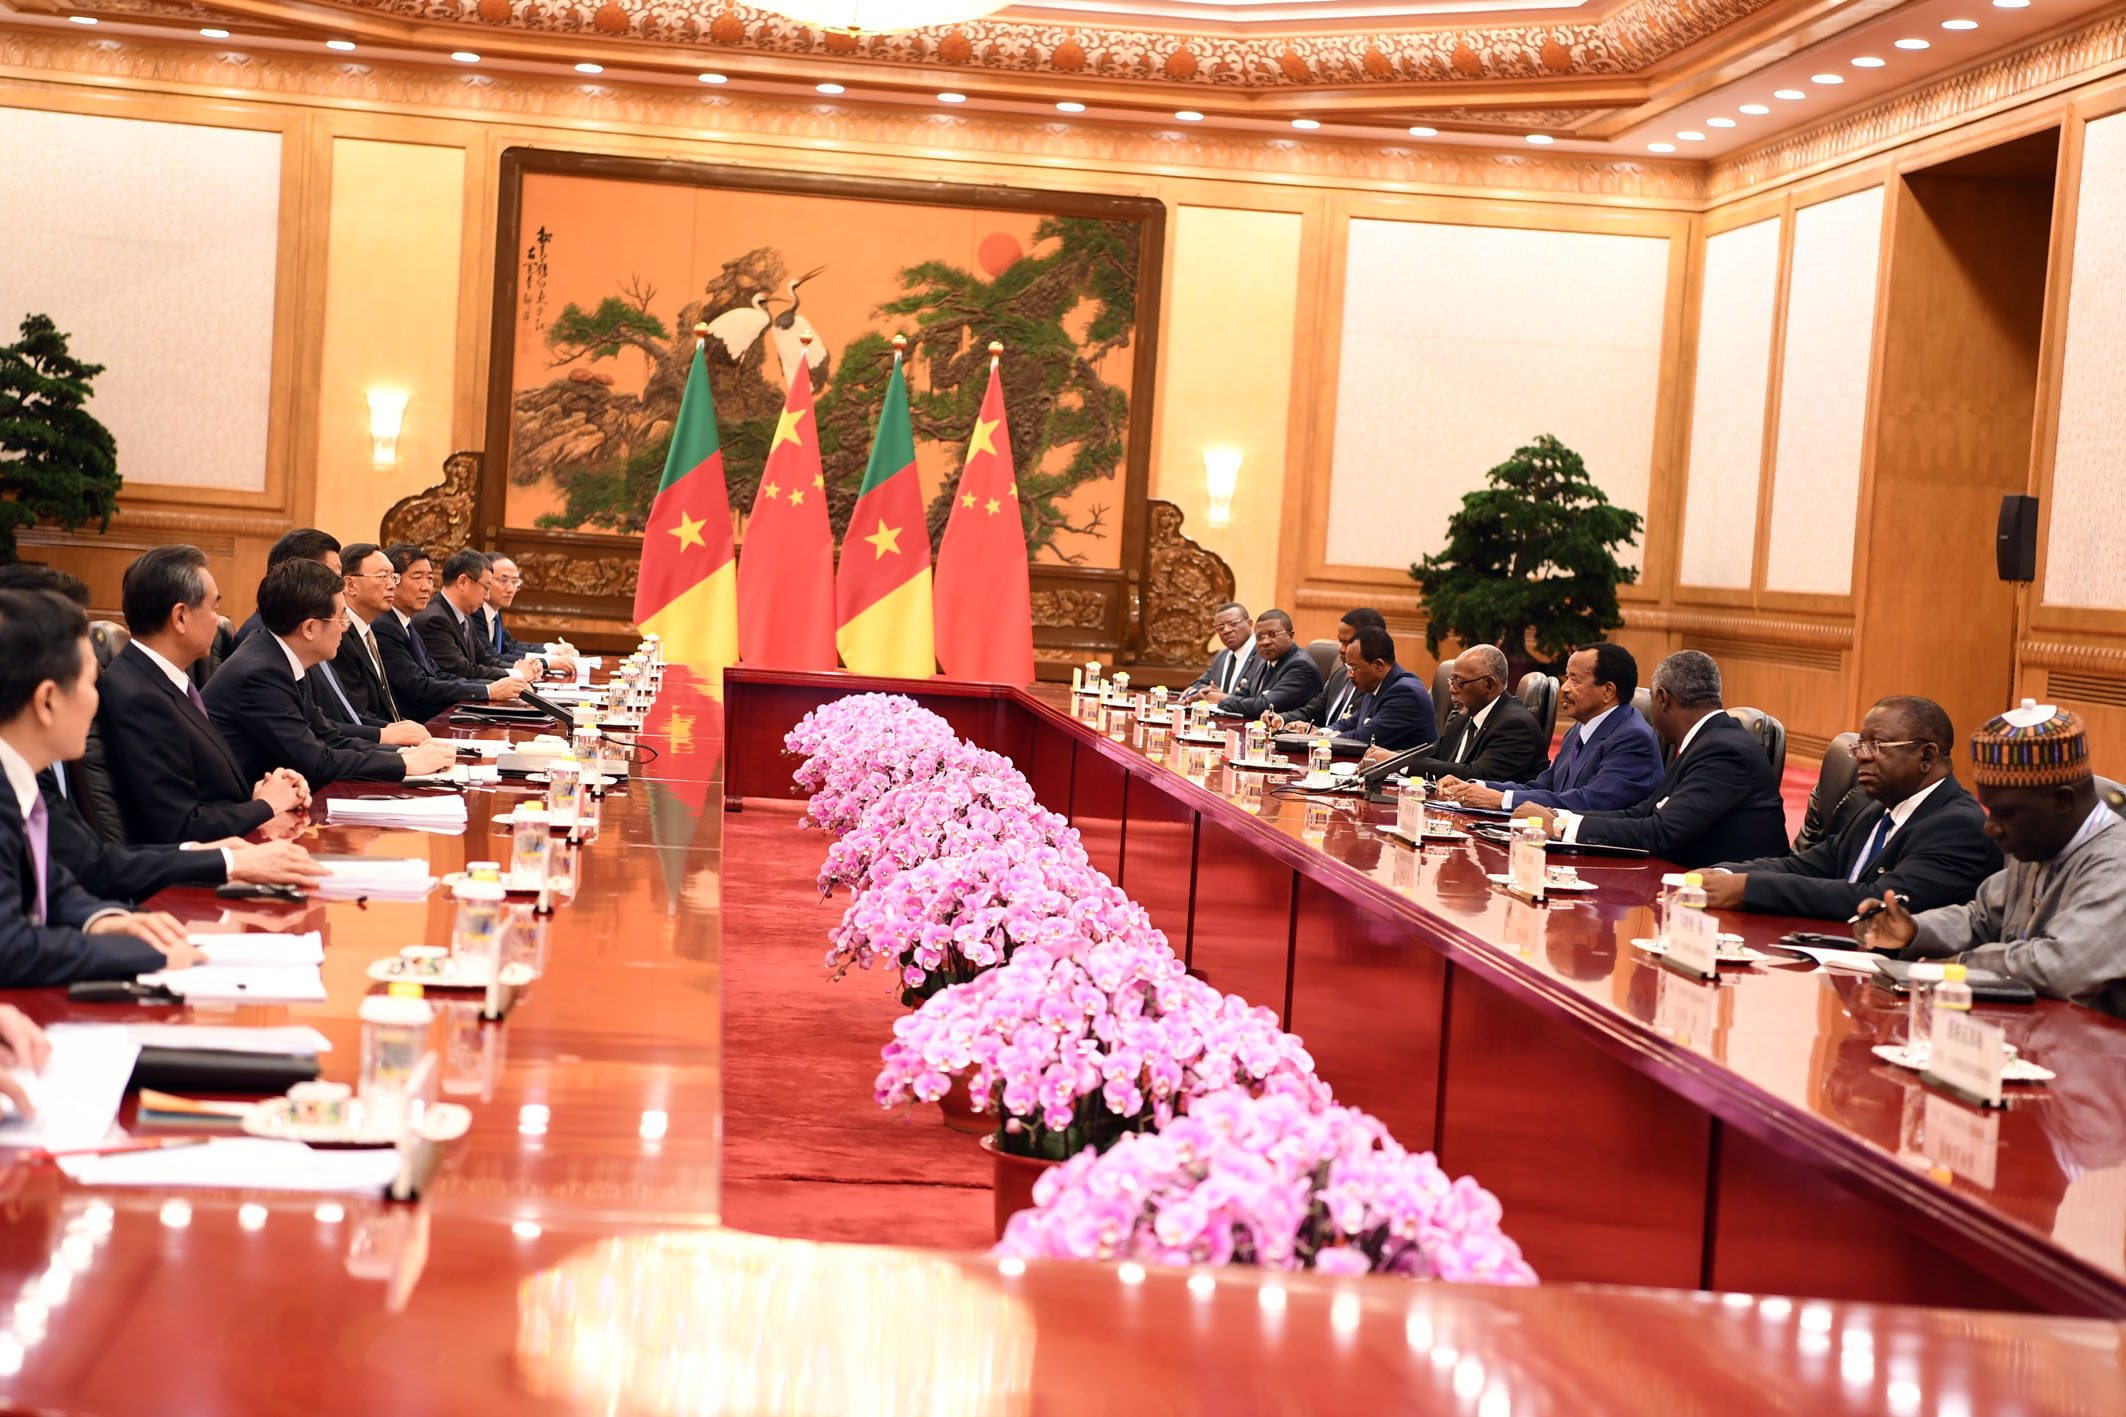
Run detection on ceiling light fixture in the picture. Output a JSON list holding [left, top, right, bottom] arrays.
[[1056, 101, 1084, 113], [1707, 117, 1736, 128], [1852, 55, 1887, 67], [327, 39, 356, 50], [1811, 73, 1844, 84], [1895, 37, 1930, 49], [1678, 130, 1707, 141], [451, 51, 480, 62], [938, 91, 966, 103], [575, 62, 603, 73], [761, 2, 1017, 31], [1526, 134, 1554, 145], [816, 82, 845, 94], [1773, 89, 1807, 100], [1291, 118, 1320, 130], [200, 27, 229, 37], [1739, 103, 1771, 115], [699, 72, 728, 83], [1648, 142, 1676, 153], [1175, 110, 1203, 121], [1408, 125, 1437, 137], [1942, 18, 1979, 28], [1992, 0, 2030, 8], [68, 14, 96, 22]]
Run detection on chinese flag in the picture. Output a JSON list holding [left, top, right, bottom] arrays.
[[835, 340, 934, 678], [737, 354, 836, 667], [933, 355, 1034, 684], [635, 333, 738, 672]]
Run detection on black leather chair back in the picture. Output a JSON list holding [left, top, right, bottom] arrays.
[[1304, 638, 1339, 684], [1795, 732, 1864, 852], [1632, 686, 1652, 718], [190, 615, 234, 689], [74, 720, 129, 845], [1432, 657, 1455, 741], [1726, 707, 1788, 778], [1517, 672, 1559, 744], [88, 620, 130, 671]]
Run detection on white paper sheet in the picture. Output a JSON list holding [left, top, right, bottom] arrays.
[[325, 796, 469, 833], [138, 964, 329, 1003], [1782, 944, 1888, 974], [186, 932, 324, 967], [58, 1137, 402, 1193], [312, 855, 442, 900], [123, 1024, 331, 1055], [0, 1025, 143, 1151]]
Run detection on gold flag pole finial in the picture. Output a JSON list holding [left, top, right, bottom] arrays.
[[693, 321, 709, 351], [987, 340, 1003, 368], [800, 332, 814, 348]]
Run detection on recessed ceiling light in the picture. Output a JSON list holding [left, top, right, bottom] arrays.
[[938, 92, 966, 103], [1408, 125, 1437, 137], [816, 82, 844, 94], [1175, 110, 1203, 121], [1707, 117, 1736, 128], [1291, 118, 1320, 130], [1773, 89, 1807, 100], [68, 14, 96, 22], [1056, 101, 1084, 113], [200, 27, 229, 37], [1852, 56, 1887, 67], [1678, 130, 1707, 141], [1526, 134, 1554, 145], [698, 72, 728, 83], [1943, 18, 1979, 28], [1739, 103, 1771, 115], [1895, 38, 1931, 49], [451, 51, 480, 63], [327, 39, 356, 51], [575, 62, 602, 73], [1993, 0, 2029, 8], [1648, 142, 1676, 153], [1811, 74, 1845, 84]]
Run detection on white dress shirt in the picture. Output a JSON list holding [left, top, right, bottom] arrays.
[[133, 640, 195, 697], [0, 735, 127, 928], [272, 634, 309, 682]]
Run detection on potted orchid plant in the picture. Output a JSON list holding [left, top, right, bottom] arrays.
[[996, 1088, 1537, 1285], [816, 753, 1071, 901]]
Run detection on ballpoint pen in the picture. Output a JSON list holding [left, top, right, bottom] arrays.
[[1848, 892, 1911, 926]]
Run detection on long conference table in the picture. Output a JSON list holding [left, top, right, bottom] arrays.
[[0, 665, 2116, 1416], [726, 668, 2126, 1321]]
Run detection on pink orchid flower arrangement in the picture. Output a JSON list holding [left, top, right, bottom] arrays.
[[797, 724, 992, 838], [828, 840, 1106, 1005], [816, 753, 1068, 899], [876, 938, 1326, 1161], [784, 696, 958, 816], [995, 1087, 1537, 1286]]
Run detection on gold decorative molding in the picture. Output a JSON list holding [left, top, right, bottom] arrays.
[[380, 448, 480, 554], [1710, 13, 2126, 198], [2019, 638, 2126, 676], [1623, 606, 1854, 649], [0, 30, 1705, 202], [344, 0, 1782, 89], [1137, 498, 1234, 666]]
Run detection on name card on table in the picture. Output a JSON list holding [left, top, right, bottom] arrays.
[[1924, 1011, 2005, 1109], [1659, 908, 1719, 981], [1924, 1090, 2001, 1188], [1655, 967, 1719, 1052]]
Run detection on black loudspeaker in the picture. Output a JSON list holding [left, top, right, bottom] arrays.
[[1997, 494, 2039, 582]]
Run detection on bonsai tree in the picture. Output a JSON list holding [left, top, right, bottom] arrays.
[[1411, 434, 1642, 685], [0, 314, 120, 561]]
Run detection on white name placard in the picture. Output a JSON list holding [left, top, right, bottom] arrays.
[[1655, 968, 1719, 1050], [1663, 907, 1718, 979], [1927, 1010, 2005, 1108], [1923, 1090, 2000, 1188]]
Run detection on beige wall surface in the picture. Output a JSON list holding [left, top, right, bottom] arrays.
[[1676, 217, 1782, 592], [2044, 110, 2126, 612]]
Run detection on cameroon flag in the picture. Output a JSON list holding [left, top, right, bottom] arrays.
[[835, 341, 934, 678], [934, 353, 1034, 683], [634, 336, 738, 671]]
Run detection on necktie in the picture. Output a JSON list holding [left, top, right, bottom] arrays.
[[1221, 653, 1239, 694], [1327, 681, 1353, 725], [316, 660, 361, 722], [1554, 729, 1584, 786], [186, 678, 210, 718], [362, 627, 400, 720], [407, 621, 436, 672], [1846, 814, 1892, 884], [459, 609, 477, 659], [488, 612, 505, 654], [24, 793, 48, 927]]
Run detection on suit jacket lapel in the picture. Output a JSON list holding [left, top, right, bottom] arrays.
[[138, 650, 246, 783]]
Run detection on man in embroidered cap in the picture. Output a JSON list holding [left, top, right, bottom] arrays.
[[1858, 699, 2126, 1018]]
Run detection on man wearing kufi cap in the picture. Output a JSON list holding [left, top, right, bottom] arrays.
[[1859, 700, 2126, 1018]]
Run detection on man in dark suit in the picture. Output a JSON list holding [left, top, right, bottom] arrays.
[[1386, 644, 1550, 785], [0, 588, 205, 986], [1264, 607, 1385, 734], [231, 528, 341, 648], [205, 561, 458, 790], [373, 543, 527, 723], [481, 555, 575, 676], [1214, 610, 1323, 720], [1179, 602, 1255, 705], [1438, 642, 1662, 813], [417, 550, 542, 684], [1703, 696, 2000, 918], [1515, 650, 1788, 869], [99, 546, 310, 845], [310, 541, 435, 750], [1321, 626, 1435, 753]]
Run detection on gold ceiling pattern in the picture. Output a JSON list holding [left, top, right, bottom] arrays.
[[350, 0, 1783, 87]]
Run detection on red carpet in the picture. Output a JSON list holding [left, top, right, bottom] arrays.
[[718, 801, 994, 1251]]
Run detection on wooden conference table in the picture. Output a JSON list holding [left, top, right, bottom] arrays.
[[0, 666, 2112, 1416], [725, 669, 2126, 1321]]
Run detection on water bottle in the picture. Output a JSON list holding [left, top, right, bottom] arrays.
[[1510, 813, 1547, 895], [1932, 963, 1973, 1049], [1656, 872, 1688, 946], [1906, 961, 1948, 1058]]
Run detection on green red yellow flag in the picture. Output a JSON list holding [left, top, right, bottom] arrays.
[[933, 349, 1034, 683], [736, 348, 836, 668], [634, 329, 738, 671], [835, 338, 934, 678]]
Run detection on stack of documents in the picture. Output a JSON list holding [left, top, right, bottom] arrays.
[[325, 794, 469, 833], [312, 855, 438, 901], [58, 1137, 403, 1192], [187, 932, 324, 967], [0, 1024, 142, 1151], [141, 961, 327, 1004]]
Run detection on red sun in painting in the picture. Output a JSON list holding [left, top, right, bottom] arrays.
[[977, 232, 1023, 277]]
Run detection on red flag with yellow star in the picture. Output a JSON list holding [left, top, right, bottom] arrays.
[[634, 333, 738, 670], [933, 353, 1034, 683], [835, 339, 934, 678], [737, 350, 835, 667]]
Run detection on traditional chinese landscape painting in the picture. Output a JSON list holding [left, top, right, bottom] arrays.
[[490, 153, 1163, 573]]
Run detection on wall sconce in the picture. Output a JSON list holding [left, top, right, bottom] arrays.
[[367, 390, 409, 469], [1203, 448, 1243, 529]]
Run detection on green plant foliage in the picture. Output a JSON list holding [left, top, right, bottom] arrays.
[[1410, 434, 1642, 667], [0, 314, 121, 561]]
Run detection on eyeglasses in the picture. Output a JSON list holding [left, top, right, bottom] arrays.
[[1448, 674, 1496, 690], [319, 611, 351, 628], [493, 574, 522, 587], [1847, 738, 1920, 760]]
